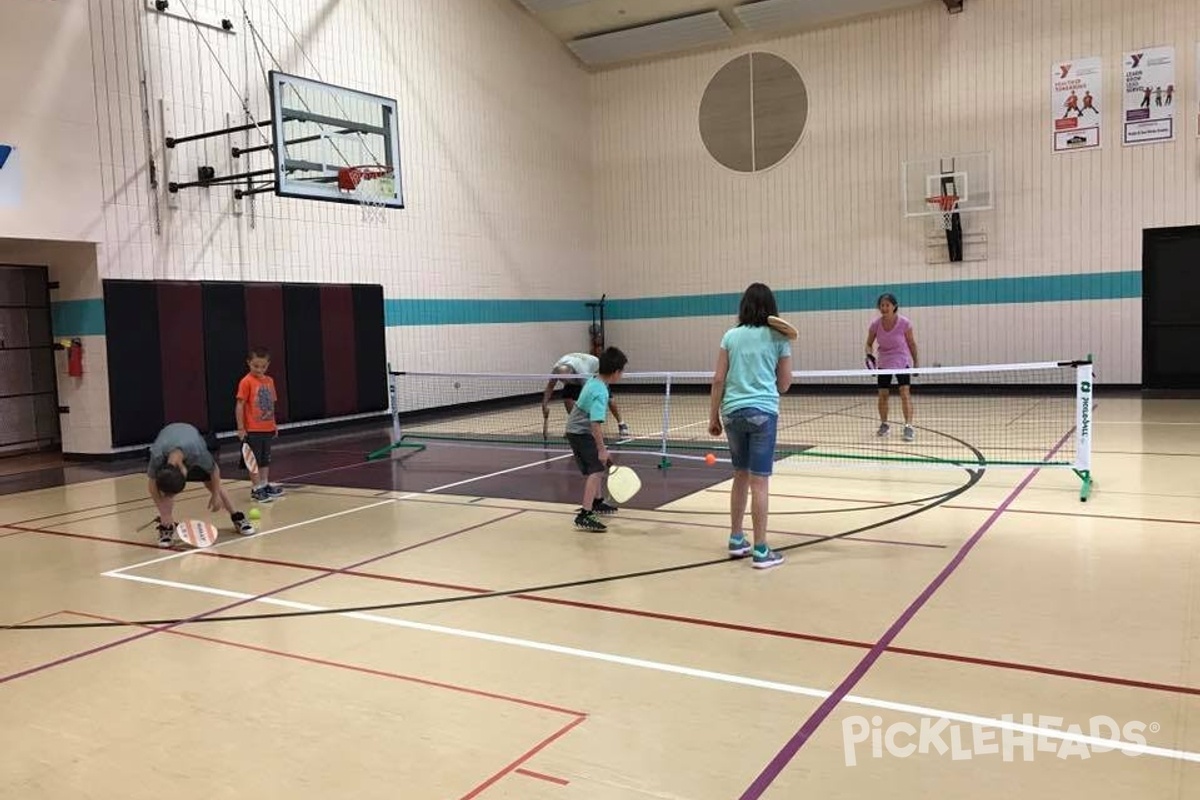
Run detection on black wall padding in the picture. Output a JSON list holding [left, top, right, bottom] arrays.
[[104, 281, 165, 447], [157, 282, 209, 431], [201, 282, 249, 434], [282, 284, 325, 422], [244, 283, 289, 423], [352, 284, 388, 413], [319, 285, 358, 418]]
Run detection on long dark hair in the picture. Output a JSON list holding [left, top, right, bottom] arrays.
[[737, 283, 779, 327]]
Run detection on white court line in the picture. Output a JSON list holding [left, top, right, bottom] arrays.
[[108, 422, 696, 575], [104, 571, 1200, 764], [106, 499, 400, 575], [1096, 421, 1200, 426]]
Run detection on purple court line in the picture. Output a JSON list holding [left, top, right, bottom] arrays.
[[0, 510, 522, 685], [739, 430, 1072, 800]]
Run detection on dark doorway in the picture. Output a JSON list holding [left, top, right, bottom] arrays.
[[1143, 227, 1200, 390], [0, 265, 60, 453]]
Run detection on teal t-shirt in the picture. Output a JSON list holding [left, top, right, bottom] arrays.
[[719, 325, 791, 416], [565, 376, 610, 435]]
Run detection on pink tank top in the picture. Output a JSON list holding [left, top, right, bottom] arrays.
[[869, 315, 913, 370]]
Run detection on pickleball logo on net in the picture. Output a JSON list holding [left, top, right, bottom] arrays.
[[842, 715, 1157, 765]]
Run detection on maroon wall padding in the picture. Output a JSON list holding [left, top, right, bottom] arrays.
[[244, 283, 290, 423], [156, 282, 209, 430], [319, 285, 357, 417]]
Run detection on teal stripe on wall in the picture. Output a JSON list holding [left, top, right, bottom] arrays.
[[383, 298, 590, 326], [51, 299, 106, 336], [604, 271, 1142, 321], [53, 271, 1142, 334]]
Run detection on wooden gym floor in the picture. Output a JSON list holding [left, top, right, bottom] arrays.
[[1, 395, 1198, 799]]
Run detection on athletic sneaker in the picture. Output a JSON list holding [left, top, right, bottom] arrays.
[[728, 533, 752, 558], [876, 423, 890, 437], [592, 498, 619, 515], [231, 512, 256, 536], [250, 486, 274, 503], [618, 423, 630, 437], [751, 544, 784, 569], [266, 484, 285, 498], [574, 509, 607, 532], [903, 425, 915, 443], [157, 523, 175, 549]]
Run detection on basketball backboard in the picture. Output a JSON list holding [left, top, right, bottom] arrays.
[[269, 71, 404, 209], [901, 151, 993, 217]]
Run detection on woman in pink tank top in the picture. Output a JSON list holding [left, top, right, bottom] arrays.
[[864, 293, 920, 442]]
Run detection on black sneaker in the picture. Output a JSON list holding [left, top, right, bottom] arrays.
[[574, 508, 607, 532], [231, 511, 256, 536], [157, 523, 175, 548], [592, 498, 618, 515]]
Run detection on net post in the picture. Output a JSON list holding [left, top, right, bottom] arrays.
[[658, 373, 673, 470], [1073, 360, 1094, 502], [365, 367, 425, 460], [388, 365, 400, 443]]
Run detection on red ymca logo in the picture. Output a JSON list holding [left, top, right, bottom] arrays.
[[1059, 64, 1071, 79], [1129, 54, 1144, 68]]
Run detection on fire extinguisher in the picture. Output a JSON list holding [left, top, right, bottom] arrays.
[[67, 338, 83, 377]]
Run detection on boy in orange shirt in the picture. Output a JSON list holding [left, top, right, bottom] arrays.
[[236, 346, 284, 503]]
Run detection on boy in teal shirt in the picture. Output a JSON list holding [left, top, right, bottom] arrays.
[[565, 347, 628, 532]]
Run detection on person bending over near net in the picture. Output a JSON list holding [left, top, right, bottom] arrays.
[[541, 351, 629, 436], [708, 283, 791, 570], [865, 292, 920, 442], [565, 347, 628, 532], [147, 422, 256, 548]]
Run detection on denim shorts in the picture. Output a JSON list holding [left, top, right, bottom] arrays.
[[723, 407, 779, 477]]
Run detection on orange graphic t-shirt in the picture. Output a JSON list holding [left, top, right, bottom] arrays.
[[237, 373, 278, 433]]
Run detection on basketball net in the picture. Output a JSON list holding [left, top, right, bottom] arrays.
[[926, 194, 959, 231], [341, 166, 392, 225]]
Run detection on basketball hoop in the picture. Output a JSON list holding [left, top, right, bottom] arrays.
[[339, 165, 393, 224], [926, 194, 959, 230]]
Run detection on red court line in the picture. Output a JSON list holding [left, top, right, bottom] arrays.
[[64, 611, 586, 717], [1, 513, 521, 684], [14, 513, 1194, 697], [939, 504, 1200, 527], [6, 485, 209, 528], [145, 548, 1200, 698], [514, 767, 570, 786], [710, 487, 1200, 528], [1, 524, 165, 550], [9, 490, 946, 552], [884, 644, 1200, 696], [459, 715, 586, 800], [7, 610, 70, 627]]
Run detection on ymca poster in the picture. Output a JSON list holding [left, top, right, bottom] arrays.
[[1122, 46, 1176, 145], [0, 144, 20, 208], [1052, 57, 1102, 153]]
